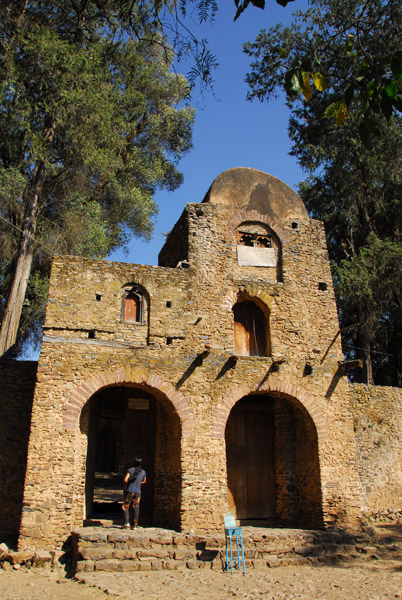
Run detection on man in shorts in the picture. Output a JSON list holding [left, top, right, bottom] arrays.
[[122, 457, 146, 529]]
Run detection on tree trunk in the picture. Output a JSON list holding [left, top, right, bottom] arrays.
[[357, 319, 374, 385], [0, 161, 46, 357]]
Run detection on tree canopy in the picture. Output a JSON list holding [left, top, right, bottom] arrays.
[[0, 0, 194, 356], [244, 0, 402, 139], [244, 0, 402, 385], [155, 0, 402, 132]]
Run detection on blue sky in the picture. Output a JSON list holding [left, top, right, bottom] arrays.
[[109, 2, 307, 267]]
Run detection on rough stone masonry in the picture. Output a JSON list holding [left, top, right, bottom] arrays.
[[1, 168, 401, 551]]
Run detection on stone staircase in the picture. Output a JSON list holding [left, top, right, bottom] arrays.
[[72, 524, 402, 573]]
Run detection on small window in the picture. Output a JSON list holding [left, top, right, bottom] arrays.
[[238, 231, 272, 248], [122, 285, 147, 324]]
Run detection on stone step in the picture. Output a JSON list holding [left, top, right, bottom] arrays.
[[72, 526, 402, 573]]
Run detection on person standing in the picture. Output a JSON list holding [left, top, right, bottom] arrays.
[[122, 457, 146, 529]]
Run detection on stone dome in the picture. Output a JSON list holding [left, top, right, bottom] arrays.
[[202, 167, 308, 222]]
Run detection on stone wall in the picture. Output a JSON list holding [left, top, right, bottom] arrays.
[[0, 361, 37, 546], [17, 170, 367, 549], [349, 384, 402, 523]]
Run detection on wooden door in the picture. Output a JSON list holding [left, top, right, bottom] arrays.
[[124, 294, 141, 322], [233, 302, 266, 356], [226, 398, 276, 520]]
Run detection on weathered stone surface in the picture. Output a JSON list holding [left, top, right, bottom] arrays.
[[32, 550, 52, 565], [79, 548, 114, 561], [0, 167, 400, 552], [0, 542, 8, 556], [137, 549, 170, 559], [8, 551, 34, 565]]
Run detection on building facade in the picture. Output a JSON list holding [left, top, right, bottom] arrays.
[[12, 168, 401, 550]]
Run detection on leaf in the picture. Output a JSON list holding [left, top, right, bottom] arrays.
[[323, 101, 340, 119], [284, 67, 302, 96], [384, 81, 398, 100], [301, 70, 312, 101], [323, 101, 347, 125], [335, 101, 347, 126], [312, 72, 327, 92], [344, 85, 355, 106], [234, 0, 265, 20], [234, 0, 250, 21], [345, 34, 354, 55]]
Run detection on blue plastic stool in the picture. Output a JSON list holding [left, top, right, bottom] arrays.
[[224, 512, 246, 574]]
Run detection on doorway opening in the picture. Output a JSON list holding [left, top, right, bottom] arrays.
[[83, 384, 181, 529], [225, 394, 323, 528], [233, 301, 269, 357]]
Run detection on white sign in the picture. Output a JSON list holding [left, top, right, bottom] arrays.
[[237, 246, 277, 267]]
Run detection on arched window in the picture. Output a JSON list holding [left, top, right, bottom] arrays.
[[236, 222, 279, 268], [124, 291, 143, 322], [122, 285, 146, 323], [233, 301, 267, 357]]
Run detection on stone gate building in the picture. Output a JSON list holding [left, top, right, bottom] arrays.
[[2, 168, 401, 550]]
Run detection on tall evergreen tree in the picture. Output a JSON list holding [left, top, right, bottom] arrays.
[[244, 0, 402, 385], [0, 1, 194, 356]]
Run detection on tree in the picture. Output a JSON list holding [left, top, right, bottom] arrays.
[[244, 0, 402, 385], [0, 0, 194, 357], [296, 113, 402, 385], [244, 0, 402, 136], [156, 1, 402, 131]]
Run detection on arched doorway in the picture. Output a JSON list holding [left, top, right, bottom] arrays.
[[225, 394, 323, 528], [83, 384, 181, 529]]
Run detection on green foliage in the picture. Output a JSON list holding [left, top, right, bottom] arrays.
[[0, 0, 195, 355], [297, 109, 402, 385], [244, 0, 402, 385], [244, 0, 402, 141]]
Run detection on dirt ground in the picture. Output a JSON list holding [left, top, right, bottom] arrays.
[[1, 562, 401, 600]]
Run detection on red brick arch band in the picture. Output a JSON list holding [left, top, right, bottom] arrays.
[[210, 379, 327, 443], [62, 367, 194, 436]]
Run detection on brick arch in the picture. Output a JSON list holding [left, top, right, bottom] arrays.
[[224, 210, 289, 245], [120, 274, 154, 291], [62, 367, 194, 436], [210, 379, 327, 444], [118, 275, 166, 305], [223, 286, 274, 314]]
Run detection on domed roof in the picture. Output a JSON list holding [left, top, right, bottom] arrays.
[[202, 167, 308, 221]]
